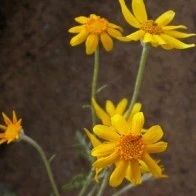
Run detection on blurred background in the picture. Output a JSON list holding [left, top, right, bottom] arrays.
[[0, 0, 195, 195]]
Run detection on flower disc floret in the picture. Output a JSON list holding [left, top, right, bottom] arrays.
[[117, 134, 145, 160], [141, 20, 163, 35]]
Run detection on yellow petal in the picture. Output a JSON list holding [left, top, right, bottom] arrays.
[[146, 142, 168, 153], [127, 103, 142, 123], [0, 138, 7, 144], [131, 112, 144, 135], [153, 35, 166, 45], [100, 32, 113, 52], [70, 29, 89, 46], [115, 98, 128, 115], [93, 125, 120, 141], [106, 100, 116, 116], [0, 125, 7, 131], [155, 10, 175, 26], [86, 34, 99, 55], [126, 30, 145, 41], [94, 168, 103, 182], [161, 44, 173, 50], [132, 0, 148, 23], [92, 98, 111, 126], [143, 125, 163, 144], [2, 112, 12, 125], [84, 128, 101, 147], [93, 151, 119, 168], [111, 115, 130, 135], [91, 143, 116, 157], [12, 111, 17, 123], [162, 25, 187, 30], [160, 34, 195, 49], [142, 153, 162, 177], [107, 28, 122, 38], [75, 16, 88, 24], [108, 23, 123, 32], [119, 0, 141, 28], [143, 32, 155, 43], [109, 160, 128, 187], [126, 160, 141, 184], [116, 36, 132, 42], [165, 30, 196, 38], [68, 25, 84, 33]]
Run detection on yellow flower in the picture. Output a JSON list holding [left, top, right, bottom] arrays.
[[92, 98, 141, 126], [68, 14, 123, 55], [0, 111, 22, 144], [91, 113, 167, 187], [118, 0, 195, 49]]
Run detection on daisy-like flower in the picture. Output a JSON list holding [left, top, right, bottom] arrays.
[[92, 98, 141, 126], [0, 111, 22, 144], [91, 113, 167, 187], [118, 0, 195, 49], [68, 14, 123, 55]]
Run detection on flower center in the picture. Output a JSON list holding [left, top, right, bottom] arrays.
[[5, 124, 20, 139], [141, 20, 163, 35], [117, 134, 145, 160], [86, 16, 108, 34]]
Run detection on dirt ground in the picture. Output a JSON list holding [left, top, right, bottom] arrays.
[[0, 0, 195, 195]]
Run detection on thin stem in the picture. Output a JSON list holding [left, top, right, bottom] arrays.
[[96, 170, 110, 196], [21, 133, 60, 196], [112, 174, 152, 196], [126, 43, 151, 119], [78, 168, 95, 196], [91, 46, 100, 126]]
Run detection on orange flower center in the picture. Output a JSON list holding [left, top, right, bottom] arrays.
[[5, 124, 20, 139], [117, 134, 145, 160], [86, 16, 108, 34], [141, 20, 163, 34]]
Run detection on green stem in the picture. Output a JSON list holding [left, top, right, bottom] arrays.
[[21, 133, 60, 196], [91, 46, 100, 126], [96, 170, 110, 196], [78, 168, 95, 196], [126, 43, 151, 119]]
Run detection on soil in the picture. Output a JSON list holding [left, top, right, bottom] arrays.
[[0, 0, 195, 196]]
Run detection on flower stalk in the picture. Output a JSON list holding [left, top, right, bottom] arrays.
[[126, 43, 150, 118], [21, 132, 60, 196], [91, 46, 100, 126]]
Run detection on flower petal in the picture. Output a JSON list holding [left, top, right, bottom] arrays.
[[13, 111, 17, 123], [153, 35, 166, 45], [94, 168, 103, 182], [155, 10, 175, 26], [100, 32, 113, 52], [108, 23, 123, 32], [131, 112, 144, 135], [146, 142, 168, 153], [109, 160, 128, 187], [126, 160, 141, 184], [119, 0, 141, 28], [143, 125, 163, 144], [91, 143, 116, 157], [127, 30, 145, 41], [93, 151, 119, 168], [164, 30, 196, 38], [0, 125, 7, 131], [132, 0, 148, 23], [75, 16, 88, 24], [92, 98, 111, 126], [68, 25, 84, 33], [111, 115, 130, 135], [106, 100, 116, 116], [85, 34, 99, 55], [115, 98, 128, 115], [93, 125, 120, 141], [162, 25, 187, 30], [142, 153, 162, 177], [160, 34, 195, 49], [84, 128, 101, 147], [127, 103, 142, 123], [107, 28, 122, 38], [2, 113, 12, 125], [70, 29, 89, 46], [143, 32, 155, 43]]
